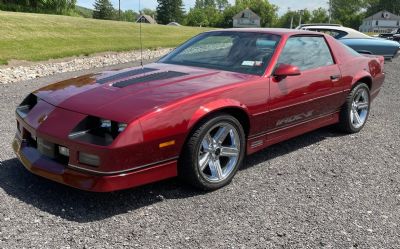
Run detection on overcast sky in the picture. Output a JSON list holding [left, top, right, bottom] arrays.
[[77, 0, 328, 15]]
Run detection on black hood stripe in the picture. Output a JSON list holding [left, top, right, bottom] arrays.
[[113, 71, 189, 88], [96, 68, 158, 84]]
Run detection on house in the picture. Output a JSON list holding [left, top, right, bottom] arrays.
[[136, 15, 157, 24], [232, 8, 261, 28], [359, 10, 400, 33]]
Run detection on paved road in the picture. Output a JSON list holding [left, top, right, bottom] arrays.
[[0, 59, 399, 248]]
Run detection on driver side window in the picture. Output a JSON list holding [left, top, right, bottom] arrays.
[[278, 36, 334, 71]]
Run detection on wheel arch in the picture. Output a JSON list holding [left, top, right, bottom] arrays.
[[178, 100, 251, 159], [356, 76, 372, 90], [186, 100, 251, 138]]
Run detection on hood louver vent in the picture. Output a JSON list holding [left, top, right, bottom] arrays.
[[96, 68, 158, 84], [113, 71, 189, 88]]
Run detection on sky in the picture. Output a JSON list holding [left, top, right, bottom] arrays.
[[77, 0, 328, 15]]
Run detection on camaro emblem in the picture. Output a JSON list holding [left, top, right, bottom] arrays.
[[38, 114, 48, 124]]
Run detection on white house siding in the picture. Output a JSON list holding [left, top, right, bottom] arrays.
[[359, 11, 400, 32]]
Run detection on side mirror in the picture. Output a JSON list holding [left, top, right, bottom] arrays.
[[274, 64, 301, 79]]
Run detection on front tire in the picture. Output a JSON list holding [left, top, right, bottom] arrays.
[[179, 114, 245, 190], [338, 83, 370, 133]]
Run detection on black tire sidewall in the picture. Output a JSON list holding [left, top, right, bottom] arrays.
[[182, 114, 246, 190], [341, 83, 371, 133]]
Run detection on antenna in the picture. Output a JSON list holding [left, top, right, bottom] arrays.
[[139, 0, 143, 69]]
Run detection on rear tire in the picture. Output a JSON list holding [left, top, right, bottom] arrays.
[[179, 114, 245, 190], [338, 83, 370, 133]]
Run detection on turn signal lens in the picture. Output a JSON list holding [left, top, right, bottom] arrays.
[[79, 152, 100, 167], [58, 146, 70, 157]]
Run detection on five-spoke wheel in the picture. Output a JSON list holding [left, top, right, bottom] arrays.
[[339, 83, 371, 133], [179, 114, 245, 190]]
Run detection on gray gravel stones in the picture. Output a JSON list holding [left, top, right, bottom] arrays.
[[0, 58, 399, 248], [0, 48, 172, 84]]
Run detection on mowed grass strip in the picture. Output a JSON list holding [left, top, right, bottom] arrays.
[[0, 11, 211, 65]]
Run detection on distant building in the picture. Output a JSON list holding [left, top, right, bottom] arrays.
[[136, 15, 157, 24], [359, 10, 400, 33], [232, 8, 260, 28]]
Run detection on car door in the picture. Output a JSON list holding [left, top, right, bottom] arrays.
[[267, 35, 345, 133]]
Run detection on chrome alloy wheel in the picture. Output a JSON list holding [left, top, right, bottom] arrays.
[[350, 87, 370, 129], [197, 122, 240, 183]]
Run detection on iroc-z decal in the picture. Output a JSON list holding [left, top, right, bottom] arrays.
[[276, 110, 314, 127]]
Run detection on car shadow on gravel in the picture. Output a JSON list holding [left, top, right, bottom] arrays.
[[0, 126, 346, 223]]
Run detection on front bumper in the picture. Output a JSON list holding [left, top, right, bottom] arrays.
[[12, 134, 177, 192]]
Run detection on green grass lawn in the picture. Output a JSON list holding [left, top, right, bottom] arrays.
[[0, 11, 212, 65]]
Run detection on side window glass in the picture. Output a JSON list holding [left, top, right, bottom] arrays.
[[278, 36, 334, 71]]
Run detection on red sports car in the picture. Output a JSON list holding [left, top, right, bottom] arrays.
[[13, 29, 385, 192]]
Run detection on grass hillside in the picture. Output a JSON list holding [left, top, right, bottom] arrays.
[[0, 11, 211, 65]]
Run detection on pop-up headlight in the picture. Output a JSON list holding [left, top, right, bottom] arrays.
[[69, 116, 127, 146], [16, 94, 38, 118]]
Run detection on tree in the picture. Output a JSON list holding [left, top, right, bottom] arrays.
[[331, 0, 366, 28], [310, 8, 329, 23], [275, 9, 311, 28], [186, 8, 209, 26], [365, 0, 400, 16], [234, 0, 278, 27], [93, 0, 115, 20], [215, 0, 230, 11], [142, 8, 156, 18], [156, 0, 185, 24]]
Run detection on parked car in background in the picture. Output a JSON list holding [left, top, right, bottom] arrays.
[[13, 29, 385, 192], [379, 28, 400, 40], [299, 25, 400, 60]]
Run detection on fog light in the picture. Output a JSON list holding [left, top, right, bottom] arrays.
[[79, 152, 100, 167], [58, 146, 70, 157]]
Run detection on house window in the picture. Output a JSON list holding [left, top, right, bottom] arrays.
[[397, 20, 399, 26], [376, 20, 379, 25]]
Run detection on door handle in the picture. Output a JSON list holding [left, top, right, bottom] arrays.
[[330, 74, 341, 81]]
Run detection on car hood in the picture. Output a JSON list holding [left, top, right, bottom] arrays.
[[34, 63, 258, 123], [340, 38, 400, 47]]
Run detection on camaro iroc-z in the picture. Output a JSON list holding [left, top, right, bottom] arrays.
[[13, 29, 385, 192]]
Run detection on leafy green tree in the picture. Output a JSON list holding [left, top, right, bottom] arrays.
[[310, 7, 329, 23], [93, 0, 115, 20], [186, 7, 209, 26], [275, 9, 311, 28], [142, 8, 156, 18], [331, 0, 366, 28], [215, 0, 230, 11], [365, 0, 400, 16], [234, 0, 278, 27], [156, 0, 185, 24], [121, 10, 138, 22]]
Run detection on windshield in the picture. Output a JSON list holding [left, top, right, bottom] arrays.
[[159, 31, 281, 76]]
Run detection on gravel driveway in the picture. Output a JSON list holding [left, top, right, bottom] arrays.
[[0, 58, 399, 248]]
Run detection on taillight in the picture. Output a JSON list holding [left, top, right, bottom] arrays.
[[378, 56, 385, 72]]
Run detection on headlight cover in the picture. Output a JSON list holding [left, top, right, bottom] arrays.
[[16, 94, 38, 118], [69, 116, 127, 146]]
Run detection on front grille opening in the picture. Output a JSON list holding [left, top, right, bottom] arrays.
[[24, 132, 70, 165], [16, 94, 38, 118]]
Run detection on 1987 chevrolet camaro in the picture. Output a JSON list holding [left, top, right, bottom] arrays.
[[13, 29, 385, 192]]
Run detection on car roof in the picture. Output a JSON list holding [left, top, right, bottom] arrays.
[[299, 25, 372, 39], [208, 28, 322, 36]]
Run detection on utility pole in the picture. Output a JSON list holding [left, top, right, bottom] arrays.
[[299, 9, 303, 27], [119, 0, 121, 20], [328, 0, 332, 24]]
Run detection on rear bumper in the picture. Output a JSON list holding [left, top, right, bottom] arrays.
[[12, 135, 177, 192]]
